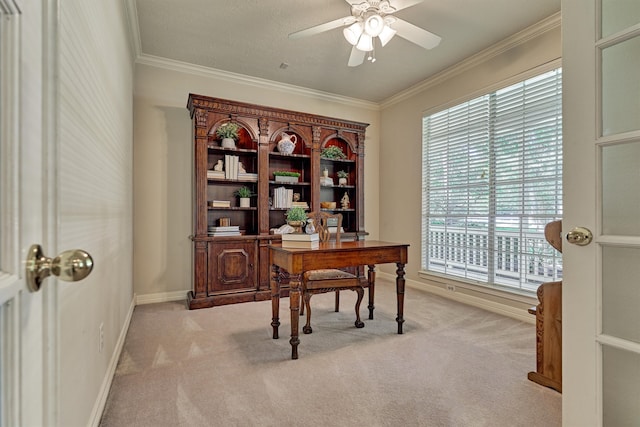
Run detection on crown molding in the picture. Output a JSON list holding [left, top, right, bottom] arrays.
[[123, 0, 141, 63], [380, 12, 561, 109], [135, 54, 381, 111]]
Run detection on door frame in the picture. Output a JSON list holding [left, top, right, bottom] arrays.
[[42, 0, 61, 423]]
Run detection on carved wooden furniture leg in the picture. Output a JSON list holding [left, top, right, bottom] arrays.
[[303, 292, 313, 334], [395, 263, 406, 334], [354, 287, 365, 328], [289, 273, 302, 360], [367, 265, 376, 319], [270, 265, 281, 339], [334, 290, 340, 312]]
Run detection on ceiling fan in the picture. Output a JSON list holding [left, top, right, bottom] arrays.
[[289, 0, 442, 67]]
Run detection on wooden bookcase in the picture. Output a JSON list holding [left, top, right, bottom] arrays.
[[186, 94, 368, 309]]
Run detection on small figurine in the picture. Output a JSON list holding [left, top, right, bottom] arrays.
[[238, 162, 246, 173], [305, 219, 316, 234], [341, 192, 350, 209], [213, 159, 224, 171]]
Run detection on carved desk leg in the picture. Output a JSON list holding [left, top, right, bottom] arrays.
[[367, 265, 376, 320], [270, 265, 281, 339], [396, 263, 406, 334], [289, 272, 302, 360]]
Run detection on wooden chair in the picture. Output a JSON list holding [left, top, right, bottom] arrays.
[[527, 220, 562, 392], [300, 212, 365, 334]]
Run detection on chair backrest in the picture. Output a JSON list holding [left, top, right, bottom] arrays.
[[307, 211, 342, 243], [544, 220, 562, 253]]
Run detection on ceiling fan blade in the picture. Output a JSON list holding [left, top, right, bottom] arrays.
[[347, 46, 366, 67], [389, 0, 424, 12], [289, 16, 352, 39], [393, 18, 441, 50]]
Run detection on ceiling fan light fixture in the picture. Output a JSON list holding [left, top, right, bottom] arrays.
[[378, 24, 396, 46], [343, 22, 363, 46], [356, 33, 374, 52], [363, 14, 384, 37]]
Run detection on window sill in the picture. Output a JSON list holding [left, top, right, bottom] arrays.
[[417, 270, 538, 306]]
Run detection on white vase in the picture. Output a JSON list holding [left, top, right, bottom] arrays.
[[221, 138, 236, 149], [239, 198, 250, 208], [338, 177, 347, 186]]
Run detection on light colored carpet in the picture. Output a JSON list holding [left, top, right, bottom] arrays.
[[100, 280, 561, 427]]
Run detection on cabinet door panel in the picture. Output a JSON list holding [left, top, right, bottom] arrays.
[[208, 241, 256, 293]]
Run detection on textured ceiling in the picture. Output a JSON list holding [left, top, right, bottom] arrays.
[[133, 0, 560, 103]]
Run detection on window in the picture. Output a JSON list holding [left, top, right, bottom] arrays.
[[422, 69, 563, 294]]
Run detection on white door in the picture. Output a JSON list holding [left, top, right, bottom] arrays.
[[563, 0, 640, 425], [0, 1, 49, 425], [1, 1, 93, 425]]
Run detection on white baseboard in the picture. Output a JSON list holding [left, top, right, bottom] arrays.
[[135, 290, 188, 305], [377, 272, 535, 325], [89, 296, 136, 427]]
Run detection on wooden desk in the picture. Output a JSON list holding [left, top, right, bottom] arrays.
[[269, 240, 409, 359]]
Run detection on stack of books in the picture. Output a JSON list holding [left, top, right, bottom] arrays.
[[238, 171, 258, 181], [281, 233, 320, 249], [208, 225, 240, 237], [210, 200, 231, 208], [291, 201, 309, 209], [207, 170, 225, 180]]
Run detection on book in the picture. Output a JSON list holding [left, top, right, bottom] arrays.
[[209, 231, 241, 237], [211, 200, 231, 208], [207, 170, 225, 179], [282, 233, 319, 242], [281, 240, 320, 249], [208, 226, 240, 232], [273, 186, 294, 209], [224, 154, 239, 180], [238, 172, 258, 181]]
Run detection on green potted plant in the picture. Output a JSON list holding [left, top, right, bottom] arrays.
[[273, 170, 301, 183], [215, 122, 240, 149], [285, 206, 307, 233], [336, 170, 348, 186], [321, 145, 347, 160], [234, 186, 255, 208]]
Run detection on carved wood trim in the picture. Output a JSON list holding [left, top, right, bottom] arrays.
[[188, 94, 368, 132]]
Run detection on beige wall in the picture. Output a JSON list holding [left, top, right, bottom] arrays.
[[133, 62, 381, 298], [378, 21, 561, 309]]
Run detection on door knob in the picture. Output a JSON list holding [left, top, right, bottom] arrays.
[[566, 227, 593, 246], [25, 244, 94, 292]]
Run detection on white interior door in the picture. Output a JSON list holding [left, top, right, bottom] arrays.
[[0, 1, 49, 425], [563, 0, 640, 425]]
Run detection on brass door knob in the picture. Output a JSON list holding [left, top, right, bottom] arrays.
[[26, 244, 94, 292], [566, 227, 593, 246]]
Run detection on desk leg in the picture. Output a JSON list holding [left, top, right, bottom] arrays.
[[396, 263, 406, 334], [270, 265, 281, 339], [367, 265, 376, 320], [289, 273, 302, 360]]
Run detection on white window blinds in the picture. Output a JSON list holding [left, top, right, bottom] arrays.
[[422, 69, 563, 293]]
